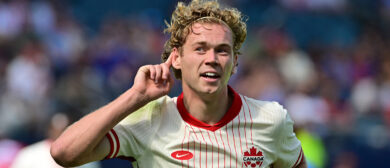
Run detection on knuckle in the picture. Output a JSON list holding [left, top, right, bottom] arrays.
[[162, 64, 168, 69], [139, 65, 150, 73], [140, 65, 148, 69]]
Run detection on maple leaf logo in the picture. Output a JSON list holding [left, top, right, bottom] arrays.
[[244, 146, 263, 157], [242, 146, 264, 168]]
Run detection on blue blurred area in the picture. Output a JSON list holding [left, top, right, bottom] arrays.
[[1, 0, 390, 167]]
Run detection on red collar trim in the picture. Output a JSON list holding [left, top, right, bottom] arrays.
[[176, 86, 242, 132]]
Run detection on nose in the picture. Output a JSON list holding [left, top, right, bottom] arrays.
[[204, 49, 219, 66]]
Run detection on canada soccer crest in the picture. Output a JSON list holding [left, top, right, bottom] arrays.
[[242, 146, 264, 168]]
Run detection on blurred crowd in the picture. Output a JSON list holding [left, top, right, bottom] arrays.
[[0, 0, 389, 167]]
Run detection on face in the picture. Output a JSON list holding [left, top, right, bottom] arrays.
[[172, 22, 237, 95]]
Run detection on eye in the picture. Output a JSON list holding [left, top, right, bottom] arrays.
[[216, 48, 230, 56], [195, 47, 206, 54], [195, 47, 203, 51]]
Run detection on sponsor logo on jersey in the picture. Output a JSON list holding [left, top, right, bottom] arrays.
[[242, 146, 264, 168], [171, 150, 194, 160]]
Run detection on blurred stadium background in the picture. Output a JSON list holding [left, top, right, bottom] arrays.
[[0, 0, 390, 167]]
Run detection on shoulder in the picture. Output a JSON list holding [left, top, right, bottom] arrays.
[[241, 95, 297, 140], [119, 95, 177, 125], [241, 96, 289, 136], [241, 95, 287, 119]]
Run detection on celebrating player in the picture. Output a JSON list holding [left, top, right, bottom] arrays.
[[50, 0, 306, 167]]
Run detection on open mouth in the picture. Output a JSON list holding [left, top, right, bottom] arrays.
[[200, 72, 221, 79]]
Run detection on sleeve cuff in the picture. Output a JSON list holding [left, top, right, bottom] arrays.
[[105, 129, 120, 159], [292, 148, 303, 168]]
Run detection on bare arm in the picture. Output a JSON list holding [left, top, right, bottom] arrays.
[[50, 54, 175, 167]]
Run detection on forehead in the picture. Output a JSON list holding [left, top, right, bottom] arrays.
[[185, 22, 233, 46]]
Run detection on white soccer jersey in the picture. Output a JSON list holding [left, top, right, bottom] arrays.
[[105, 87, 303, 168]]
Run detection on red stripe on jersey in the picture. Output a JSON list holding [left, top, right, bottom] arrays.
[[206, 131, 214, 168], [188, 129, 195, 168], [219, 130, 226, 168], [199, 142, 201, 168], [188, 125, 201, 167], [298, 153, 304, 166], [244, 97, 254, 145], [111, 129, 120, 158], [187, 126, 191, 168], [231, 121, 238, 168], [237, 113, 243, 155], [182, 126, 187, 150], [242, 98, 249, 149], [225, 126, 232, 168], [181, 126, 187, 168], [105, 131, 114, 159], [176, 86, 242, 132], [188, 126, 201, 168], [189, 125, 200, 141], [292, 148, 303, 168], [198, 128, 207, 168], [213, 131, 220, 168]]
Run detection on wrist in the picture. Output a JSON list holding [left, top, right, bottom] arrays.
[[122, 87, 150, 111]]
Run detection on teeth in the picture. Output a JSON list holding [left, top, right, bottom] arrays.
[[205, 72, 217, 77]]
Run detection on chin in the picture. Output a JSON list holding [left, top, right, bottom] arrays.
[[200, 84, 222, 94], [203, 88, 217, 94]]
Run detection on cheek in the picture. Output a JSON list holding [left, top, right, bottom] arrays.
[[183, 55, 201, 68], [223, 59, 234, 72], [181, 58, 198, 75]]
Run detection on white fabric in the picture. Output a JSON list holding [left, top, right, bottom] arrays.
[[10, 140, 101, 168], [106, 94, 302, 168]]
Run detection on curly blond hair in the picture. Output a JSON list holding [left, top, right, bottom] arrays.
[[162, 0, 247, 79]]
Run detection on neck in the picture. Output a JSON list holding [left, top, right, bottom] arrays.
[[182, 85, 232, 125]]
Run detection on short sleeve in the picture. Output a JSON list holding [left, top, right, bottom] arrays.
[[104, 98, 164, 159], [274, 106, 304, 168]]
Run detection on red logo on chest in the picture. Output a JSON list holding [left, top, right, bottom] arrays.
[[171, 150, 194, 160], [243, 146, 264, 168]]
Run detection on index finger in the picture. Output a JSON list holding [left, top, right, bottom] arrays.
[[164, 52, 174, 67]]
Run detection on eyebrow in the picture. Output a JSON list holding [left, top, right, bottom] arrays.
[[191, 41, 232, 49]]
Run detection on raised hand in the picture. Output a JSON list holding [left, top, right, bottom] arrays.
[[132, 53, 175, 103]]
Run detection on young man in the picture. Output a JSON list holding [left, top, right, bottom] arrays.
[[51, 0, 306, 167]]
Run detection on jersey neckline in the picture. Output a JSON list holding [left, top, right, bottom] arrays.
[[176, 86, 242, 131]]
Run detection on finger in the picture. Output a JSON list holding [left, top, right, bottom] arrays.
[[161, 63, 170, 80], [164, 52, 174, 67], [154, 65, 162, 83], [139, 65, 150, 74], [149, 65, 156, 80], [165, 74, 175, 90]]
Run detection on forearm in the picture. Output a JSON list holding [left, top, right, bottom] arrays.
[[51, 56, 174, 166], [51, 88, 147, 166]]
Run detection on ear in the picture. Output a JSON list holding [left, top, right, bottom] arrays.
[[171, 47, 181, 70], [231, 54, 238, 75]]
